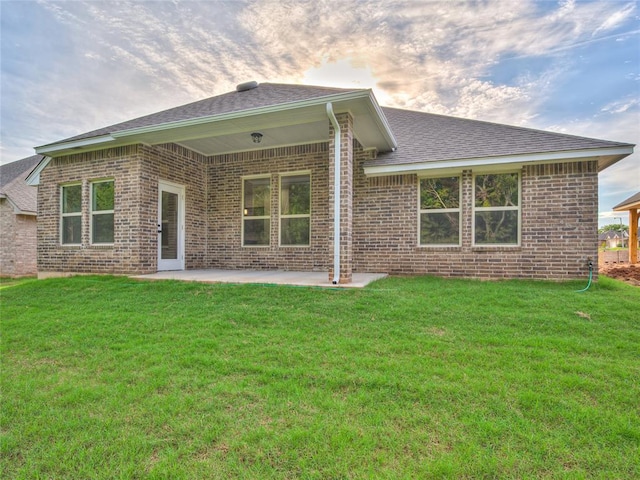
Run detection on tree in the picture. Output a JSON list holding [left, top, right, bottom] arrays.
[[599, 224, 628, 234]]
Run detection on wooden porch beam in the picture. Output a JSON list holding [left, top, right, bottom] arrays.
[[629, 208, 638, 264]]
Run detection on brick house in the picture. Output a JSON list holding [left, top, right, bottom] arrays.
[[27, 82, 634, 283], [1, 155, 42, 277]]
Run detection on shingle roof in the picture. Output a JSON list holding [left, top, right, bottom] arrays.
[[37, 82, 633, 167], [613, 192, 640, 210], [0, 155, 41, 214], [367, 107, 633, 168], [599, 231, 629, 241], [0, 155, 42, 188], [52, 83, 361, 145]]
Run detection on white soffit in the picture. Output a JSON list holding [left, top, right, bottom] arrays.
[[363, 146, 635, 177], [35, 90, 397, 157]]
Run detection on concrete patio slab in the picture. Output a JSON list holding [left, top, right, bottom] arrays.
[[131, 269, 387, 288]]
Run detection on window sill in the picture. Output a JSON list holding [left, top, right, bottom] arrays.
[[472, 245, 521, 252], [417, 245, 461, 250]]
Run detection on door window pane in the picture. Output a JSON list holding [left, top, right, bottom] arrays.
[[161, 191, 178, 259]]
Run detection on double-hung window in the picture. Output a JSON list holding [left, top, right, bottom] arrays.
[[243, 176, 271, 246], [280, 174, 310, 246], [474, 172, 520, 245], [61, 184, 82, 245], [419, 176, 461, 245], [91, 180, 115, 244]]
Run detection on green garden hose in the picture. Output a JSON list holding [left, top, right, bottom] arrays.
[[576, 262, 593, 292]]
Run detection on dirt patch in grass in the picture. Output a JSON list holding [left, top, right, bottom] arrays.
[[599, 263, 640, 286]]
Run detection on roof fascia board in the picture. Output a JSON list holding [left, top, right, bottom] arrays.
[[613, 201, 640, 211], [25, 156, 52, 186], [1, 194, 36, 215], [364, 146, 634, 177], [111, 90, 374, 138], [35, 135, 115, 155], [366, 90, 397, 150]]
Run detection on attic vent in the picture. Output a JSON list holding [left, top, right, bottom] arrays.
[[236, 81, 259, 92]]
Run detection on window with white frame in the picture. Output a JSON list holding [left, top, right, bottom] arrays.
[[243, 176, 271, 246], [91, 180, 115, 244], [61, 184, 82, 245], [474, 172, 520, 245], [280, 173, 310, 246], [419, 176, 461, 245]]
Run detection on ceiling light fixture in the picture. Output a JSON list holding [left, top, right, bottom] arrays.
[[251, 132, 263, 144]]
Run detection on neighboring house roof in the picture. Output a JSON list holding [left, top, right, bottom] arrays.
[[1, 155, 42, 189], [0, 155, 41, 215], [613, 192, 640, 211], [599, 231, 629, 241], [31, 82, 634, 178]]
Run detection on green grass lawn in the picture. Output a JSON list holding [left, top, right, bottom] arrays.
[[1, 275, 639, 479]]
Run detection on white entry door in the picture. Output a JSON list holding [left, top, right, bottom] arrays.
[[157, 182, 185, 271]]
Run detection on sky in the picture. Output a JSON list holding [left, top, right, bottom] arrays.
[[1, 0, 638, 226]]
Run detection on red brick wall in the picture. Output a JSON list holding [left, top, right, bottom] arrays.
[[139, 144, 208, 271], [37, 144, 207, 275], [206, 143, 332, 271], [36, 137, 600, 281], [353, 159, 599, 280]]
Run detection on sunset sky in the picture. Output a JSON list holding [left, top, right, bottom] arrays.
[[1, 0, 638, 225]]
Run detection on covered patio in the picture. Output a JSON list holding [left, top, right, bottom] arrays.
[[132, 269, 387, 288]]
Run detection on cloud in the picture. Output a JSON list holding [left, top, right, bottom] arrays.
[[545, 109, 640, 226], [592, 2, 636, 37], [601, 96, 640, 114], [1, 0, 638, 167]]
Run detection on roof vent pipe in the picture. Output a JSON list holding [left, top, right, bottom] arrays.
[[326, 102, 341, 285], [236, 81, 259, 92]]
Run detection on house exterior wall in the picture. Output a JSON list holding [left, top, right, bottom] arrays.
[[0, 199, 15, 276], [139, 144, 208, 271], [353, 158, 599, 280], [206, 143, 332, 271], [37, 144, 207, 276], [0, 200, 37, 277], [37, 138, 599, 281]]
